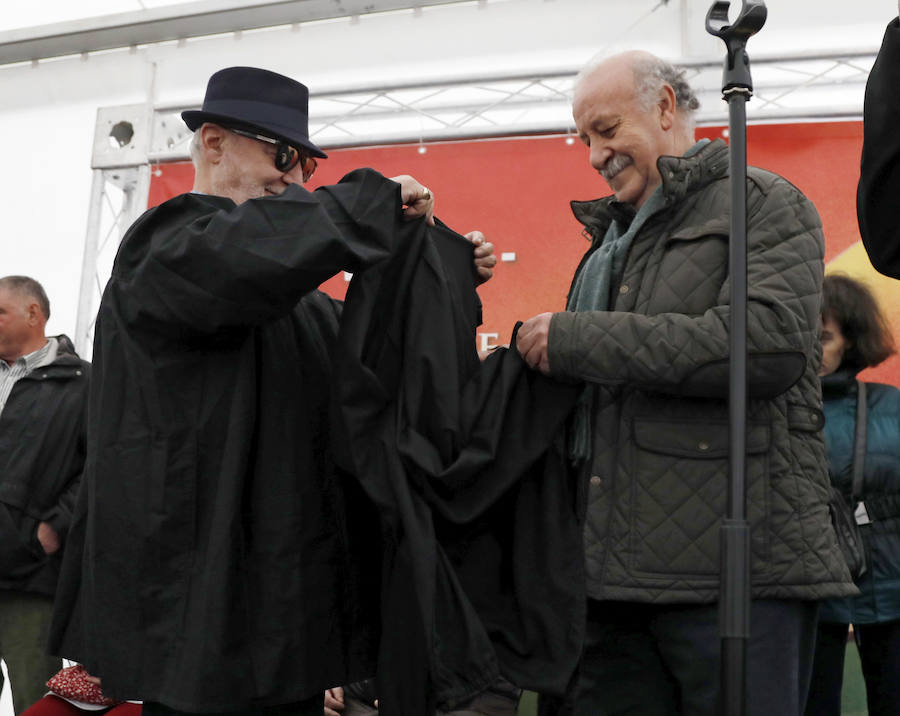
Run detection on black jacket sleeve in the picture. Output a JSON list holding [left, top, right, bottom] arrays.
[[858, 18, 900, 278]]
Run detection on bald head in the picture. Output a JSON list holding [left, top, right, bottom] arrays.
[[572, 51, 698, 207], [576, 51, 699, 132]]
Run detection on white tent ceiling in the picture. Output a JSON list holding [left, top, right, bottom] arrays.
[[0, 0, 201, 32]]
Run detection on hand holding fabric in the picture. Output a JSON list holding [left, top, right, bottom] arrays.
[[516, 312, 554, 374], [324, 686, 344, 716], [464, 230, 497, 284], [390, 175, 435, 225]]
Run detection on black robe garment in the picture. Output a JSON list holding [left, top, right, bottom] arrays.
[[50, 170, 399, 711], [333, 219, 585, 716], [52, 167, 585, 713]]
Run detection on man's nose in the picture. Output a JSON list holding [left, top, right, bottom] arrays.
[[590, 142, 611, 172]]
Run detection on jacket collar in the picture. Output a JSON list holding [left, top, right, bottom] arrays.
[[570, 138, 730, 241], [23, 335, 84, 377], [821, 368, 860, 397]]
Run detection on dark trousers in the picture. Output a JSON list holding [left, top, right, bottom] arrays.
[[806, 619, 900, 716], [142, 693, 323, 716], [541, 598, 819, 716], [0, 591, 62, 716]]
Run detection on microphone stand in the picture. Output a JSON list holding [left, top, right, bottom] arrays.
[[704, 2, 767, 714]]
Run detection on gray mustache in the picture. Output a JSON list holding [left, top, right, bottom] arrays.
[[601, 154, 634, 181]]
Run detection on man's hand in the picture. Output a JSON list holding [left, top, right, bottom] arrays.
[[324, 686, 344, 716], [37, 521, 61, 555], [516, 312, 554, 374], [465, 231, 498, 284], [390, 175, 435, 226]]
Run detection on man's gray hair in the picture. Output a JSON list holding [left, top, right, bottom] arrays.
[[189, 130, 203, 165], [0, 275, 51, 320], [576, 53, 700, 127], [633, 55, 700, 119]]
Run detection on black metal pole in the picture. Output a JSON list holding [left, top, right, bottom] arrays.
[[704, 3, 767, 715], [720, 91, 751, 716]]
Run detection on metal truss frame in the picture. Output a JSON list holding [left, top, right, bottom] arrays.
[[75, 166, 152, 355], [146, 50, 875, 160], [74, 49, 874, 355]]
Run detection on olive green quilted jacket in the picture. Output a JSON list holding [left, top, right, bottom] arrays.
[[548, 139, 856, 603]]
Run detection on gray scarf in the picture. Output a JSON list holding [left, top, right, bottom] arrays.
[[566, 140, 710, 462]]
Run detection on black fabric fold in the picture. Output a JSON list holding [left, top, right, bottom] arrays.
[[333, 219, 584, 716]]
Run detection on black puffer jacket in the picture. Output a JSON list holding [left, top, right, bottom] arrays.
[[548, 139, 856, 603], [0, 335, 89, 595]]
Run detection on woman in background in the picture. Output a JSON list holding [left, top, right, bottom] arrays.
[[805, 274, 900, 716]]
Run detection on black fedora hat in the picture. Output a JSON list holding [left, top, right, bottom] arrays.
[[182, 66, 327, 159]]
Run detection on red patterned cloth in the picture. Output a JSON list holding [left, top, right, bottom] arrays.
[[46, 666, 122, 707]]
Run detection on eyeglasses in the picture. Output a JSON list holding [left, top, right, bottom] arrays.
[[229, 128, 318, 182]]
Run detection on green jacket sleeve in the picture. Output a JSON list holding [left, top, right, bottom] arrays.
[[548, 174, 822, 399]]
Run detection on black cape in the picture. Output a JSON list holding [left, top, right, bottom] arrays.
[[332, 219, 585, 716], [50, 170, 404, 711]]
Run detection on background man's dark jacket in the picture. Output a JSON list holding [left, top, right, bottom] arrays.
[[50, 170, 407, 712], [858, 17, 900, 277], [0, 334, 89, 595]]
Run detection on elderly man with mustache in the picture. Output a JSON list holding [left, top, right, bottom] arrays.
[[516, 51, 855, 716]]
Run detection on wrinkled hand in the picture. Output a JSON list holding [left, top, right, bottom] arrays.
[[465, 231, 497, 284], [516, 312, 554, 374], [37, 521, 60, 555], [390, 175, 435, 226], [324, 686, 344, 716]]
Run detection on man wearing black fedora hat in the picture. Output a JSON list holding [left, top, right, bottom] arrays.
[[48, 66, 496, 716], [181, 65, 437, 215]]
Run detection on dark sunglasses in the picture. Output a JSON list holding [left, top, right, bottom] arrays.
[[229, 128, 318, 181]]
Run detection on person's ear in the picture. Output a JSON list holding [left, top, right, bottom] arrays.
[[659, 84, 677, 131], [25, 302, 41, 326], [200, 123, 228, 163]]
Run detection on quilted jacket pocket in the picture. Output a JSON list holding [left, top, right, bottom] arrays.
[[630, 418, 770, 577]]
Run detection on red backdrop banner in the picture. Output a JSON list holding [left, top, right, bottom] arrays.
[[148, 121, 899, 386]]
